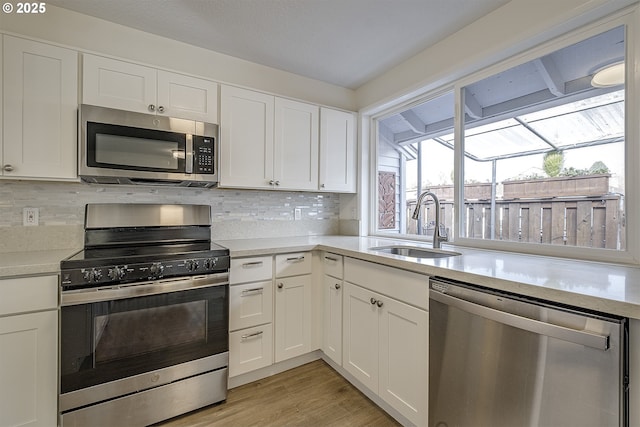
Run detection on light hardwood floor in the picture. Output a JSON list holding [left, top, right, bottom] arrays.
[[157, 360, 401, 426]]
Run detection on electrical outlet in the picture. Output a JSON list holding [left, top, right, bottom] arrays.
[[294, 208, 302, 220], [23, 207, 39, 226]]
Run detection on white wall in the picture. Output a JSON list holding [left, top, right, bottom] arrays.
[[355, 0, 636, 112], [0, 5, 356, 111]]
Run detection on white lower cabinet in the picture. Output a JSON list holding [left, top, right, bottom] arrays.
[[343, 259, 429, 426], [229, 256, 274, 377], [322, 253, 344, 365], [323, 275, 343, 365], [0, 275, 58, 427], [229, 324, 274, 376], [274, 274, 312, 362], [229, 252, 314, 377]]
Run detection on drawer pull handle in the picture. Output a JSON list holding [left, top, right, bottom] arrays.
[[286, 256, 305, 262], [241, 331, 264, 340], [242, 287, 264, 295], [242, 261, 263, 268], [325, 256, 338, 262]]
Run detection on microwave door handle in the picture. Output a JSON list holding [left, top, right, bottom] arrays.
[[185, 134, 193, 174]]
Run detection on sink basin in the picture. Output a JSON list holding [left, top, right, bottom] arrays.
[[369, 245, 461, 259]]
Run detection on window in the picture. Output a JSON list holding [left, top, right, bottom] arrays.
[[461, 26, 625, 250], [377, 91, 454, 238], [374, 22, 630, 260]]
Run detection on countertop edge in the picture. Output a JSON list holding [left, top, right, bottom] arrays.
[[218, 236, 640, 320]]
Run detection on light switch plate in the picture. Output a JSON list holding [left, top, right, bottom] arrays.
[[294, 208, 302, 220]]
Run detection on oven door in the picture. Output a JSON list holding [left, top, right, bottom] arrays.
[[60, 274, 228, 412]]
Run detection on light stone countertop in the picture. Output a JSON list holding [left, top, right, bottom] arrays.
[[2, 235, 639, 320], [0, 248, 79, 278], [216, 235, 640, 320]]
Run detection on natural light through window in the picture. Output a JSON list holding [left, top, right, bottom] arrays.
[[376, 25, 626, 253]]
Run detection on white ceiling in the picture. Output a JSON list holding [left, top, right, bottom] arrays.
[[45, 0, 511, 89]]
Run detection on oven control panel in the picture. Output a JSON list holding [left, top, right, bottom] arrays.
[[61, 255, 230, 290]]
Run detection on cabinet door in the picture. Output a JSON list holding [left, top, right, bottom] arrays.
[[342, 282, 379, 391], [229, 324, 273, 377], [219, 85, 274, 189], [229, 280, 273, 331], [274, 275, 312, 362], [157, 71, 218, 123], [0, 310, 57, 427], [323, 275, 343, 365], [82, 54, 156, 114], [273, 98, 318, 190], [379, 296, 429, 426], [319, 107, 356, 193], [3, 36, 78, 179]]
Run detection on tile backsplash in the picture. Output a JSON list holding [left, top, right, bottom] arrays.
[[0, 180, 341, 252]]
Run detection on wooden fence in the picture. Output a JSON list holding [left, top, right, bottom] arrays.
[[407, 195, 624, 249]]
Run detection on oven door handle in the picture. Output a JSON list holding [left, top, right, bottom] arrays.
[[61, 272, 229, 306]]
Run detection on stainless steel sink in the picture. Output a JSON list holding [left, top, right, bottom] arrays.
[[369, 245, 461, 259]]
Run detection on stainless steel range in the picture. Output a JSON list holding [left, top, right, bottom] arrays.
[[59, 204, 230, 427]]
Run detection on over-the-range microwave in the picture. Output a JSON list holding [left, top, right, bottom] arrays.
[[79, 104, 219, 187]]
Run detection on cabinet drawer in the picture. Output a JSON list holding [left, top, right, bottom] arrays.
[[230, 256, 273, 284], [229, 281, 273, 331], [322, 253, 343, 279], [229, 324, 273, 377], [0, 275, 58, 316], [275, 252, 311, 278]]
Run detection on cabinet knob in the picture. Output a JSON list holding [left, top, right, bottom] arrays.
[[275, 180, 280, 186], [370, 297, 377, 305], [376, 300, 384, 308], [148, 104, 156, 112], [321, 183, 325, 188], [158, 105, 165, 113], [335, 283, 341, 290], [2, 164, 14, 172], [269, 180, 275, 186], [278, 282, 284, 289]]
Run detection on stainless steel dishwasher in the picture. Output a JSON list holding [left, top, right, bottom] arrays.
[[429, 277, 628, 427]]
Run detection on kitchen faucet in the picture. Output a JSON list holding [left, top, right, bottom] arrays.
[[412, 191, 448, 249]]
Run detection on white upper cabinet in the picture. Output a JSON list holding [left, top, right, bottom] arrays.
[[319, 107, 357, 193], [274, 98, 319, 191], [219, 85, 274, 189], [2, 35, 78, 180], [220, 85, 319, 191], [83, 54, 218, 123], [82, 54, 155, 114], [156, 70, 218, 123]]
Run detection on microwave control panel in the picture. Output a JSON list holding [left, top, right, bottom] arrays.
[[193, 135, 215, 174]]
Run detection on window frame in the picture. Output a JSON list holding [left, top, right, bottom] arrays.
[[369, 6, 640, 265]]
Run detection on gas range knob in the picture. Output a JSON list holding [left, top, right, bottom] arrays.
[[108, 266, 126, 281], [204, 258, 217, 269], [83, 268, 102, 282], [186, 259, 200, 272], [150, 262, 165, 277]]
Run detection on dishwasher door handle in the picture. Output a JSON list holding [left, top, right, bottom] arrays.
[[430, 290, 610, 351]]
